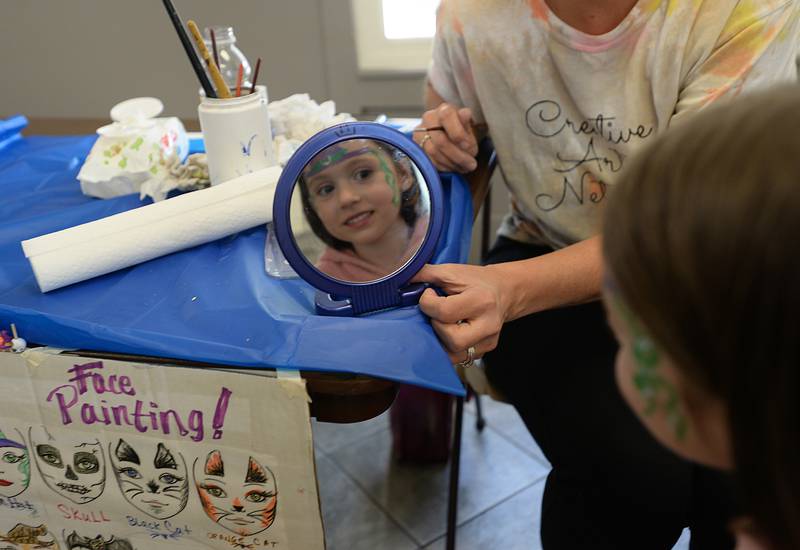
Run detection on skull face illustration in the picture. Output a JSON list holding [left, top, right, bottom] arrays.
[[28, 426, 105, 504]]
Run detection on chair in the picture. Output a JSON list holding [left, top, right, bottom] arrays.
[[446, 137, 497, 550]]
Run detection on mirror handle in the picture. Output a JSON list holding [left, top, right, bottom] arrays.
[[397, 282, 427, 307]]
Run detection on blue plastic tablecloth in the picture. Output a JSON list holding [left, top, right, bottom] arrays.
[[0, 133, 469, 395]]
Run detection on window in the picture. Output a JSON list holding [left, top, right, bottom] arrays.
[[382, 0, 437, 39], [351, 0, 440, 74]]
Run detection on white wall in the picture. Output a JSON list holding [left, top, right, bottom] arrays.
[[0, 0, 427, 120]]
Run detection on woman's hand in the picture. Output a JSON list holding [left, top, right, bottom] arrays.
[[414, 238, 605, 365], [412, 263, 511, 365], [415, 103, 479, 173]]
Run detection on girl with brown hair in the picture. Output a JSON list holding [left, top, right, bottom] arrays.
[[603, 85, 800, 550]]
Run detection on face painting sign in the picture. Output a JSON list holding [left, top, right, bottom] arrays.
[[0, 350, 323, 549]]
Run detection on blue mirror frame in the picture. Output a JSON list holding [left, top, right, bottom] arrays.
[[273, 122, 444, 316]]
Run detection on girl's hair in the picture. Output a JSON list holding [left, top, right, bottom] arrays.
[[298, 141, 421, 251], [603, 85, 800, 550]]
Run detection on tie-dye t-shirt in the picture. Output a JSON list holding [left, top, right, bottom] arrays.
[[429, 0, 799, 248]]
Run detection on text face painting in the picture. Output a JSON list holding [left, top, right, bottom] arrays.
[[0, 428, 30, 498], [29, 426, 105, 505], [109, 438, 188, 519], [194, 450, 278, 536]]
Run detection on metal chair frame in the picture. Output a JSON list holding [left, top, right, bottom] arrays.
[[446, 139, 497, 550]]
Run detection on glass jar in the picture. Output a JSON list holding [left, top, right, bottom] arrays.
[[203, 26, 253, 93]]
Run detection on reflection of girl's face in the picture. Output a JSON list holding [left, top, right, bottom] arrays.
[[601, 276, 732, 470], [0, 439, 30, 498], [304, 141, 409, 248]]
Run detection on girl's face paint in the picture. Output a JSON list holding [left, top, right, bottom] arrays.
[[626, 309, 688, 441], [369, 149, 401, 206], [602, 271, 733, 470], [303, 140, 409, 249]]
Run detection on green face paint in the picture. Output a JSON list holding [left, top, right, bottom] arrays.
[[612, 295, 688, 440], [369, 150, 400, 205], [306, 146, 350, 177], [305, 143, 402, 205]]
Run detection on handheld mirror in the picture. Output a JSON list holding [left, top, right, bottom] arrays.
[[273, 123, 443, 316]]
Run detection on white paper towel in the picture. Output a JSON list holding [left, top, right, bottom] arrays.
[[22, 166, 282, 293]]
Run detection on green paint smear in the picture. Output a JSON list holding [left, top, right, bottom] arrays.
[[130, 137, 144, 151], [307, 147, 348, 177], [369, 150, 400, 206], [615, 296, 688, 441], [118, 157, 128, 169], [306, 146, 401, 205]]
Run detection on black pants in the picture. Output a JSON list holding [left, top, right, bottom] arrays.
[[483, 237, 737, 550]]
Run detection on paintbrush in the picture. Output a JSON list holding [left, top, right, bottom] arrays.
[[413, 122, 488, 133], [160, 0, 216, 98], [235, 63, 244, 97], [249, 57, 262, 95], [210, 27, 220, 69], [187, 20, 232, 98]]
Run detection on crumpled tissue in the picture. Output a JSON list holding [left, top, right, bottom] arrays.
[[268, 94, 356, 166], [78, 97, 188, 200], [81, 94, 354, 202]]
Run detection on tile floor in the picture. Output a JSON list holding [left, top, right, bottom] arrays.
[[312, 395, 691, 549]]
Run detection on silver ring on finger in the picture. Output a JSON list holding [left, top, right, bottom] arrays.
[[456, 345, 476, 368]]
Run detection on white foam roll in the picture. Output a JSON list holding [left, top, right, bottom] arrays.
[[22, 166, 282, 293]]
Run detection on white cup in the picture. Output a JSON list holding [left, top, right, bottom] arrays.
[[198, 85, 277, 185]]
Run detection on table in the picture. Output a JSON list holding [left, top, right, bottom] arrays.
[[0, 125, 470, 422]]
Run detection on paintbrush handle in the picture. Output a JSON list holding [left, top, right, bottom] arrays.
[[161, 0, 216, 98], [187, 20, 232, 99], [413, 122, 488, 133]]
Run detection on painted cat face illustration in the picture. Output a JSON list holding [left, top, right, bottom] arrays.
[[65, 530, 133, 550], [29, 426, 105, 504], [193, 450, 278, 536], [109, 438, 188, 519], [0, 428, 30, 498]]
